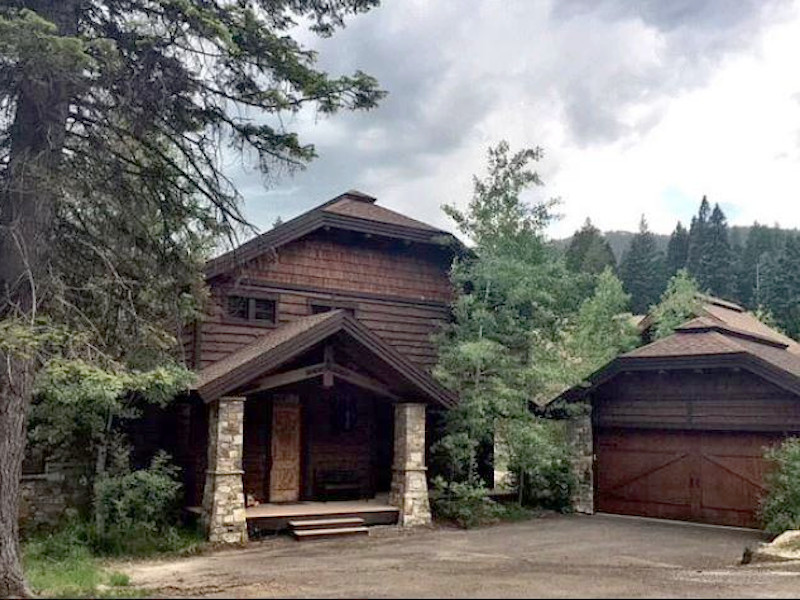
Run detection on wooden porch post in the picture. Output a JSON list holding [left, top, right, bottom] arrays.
[[389, 402, 432, 526], [201, 396, 248, 544]]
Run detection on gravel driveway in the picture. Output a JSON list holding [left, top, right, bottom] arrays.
[[120, 513, 800, 598]]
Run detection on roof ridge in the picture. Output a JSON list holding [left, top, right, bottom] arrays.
[[677, 319, 790, 350]]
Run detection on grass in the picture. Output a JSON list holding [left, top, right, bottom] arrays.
[[22, 521, 206, 598], [23, 535, 143, 598]]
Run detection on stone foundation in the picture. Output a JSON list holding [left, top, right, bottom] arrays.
[[389, 402, 432, 527], [19, 462, 91, 531], [202, 396, 248, 545], [566, 406, 594, 514]]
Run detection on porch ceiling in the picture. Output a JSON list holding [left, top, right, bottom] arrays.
[[192, 310, 456, 407]]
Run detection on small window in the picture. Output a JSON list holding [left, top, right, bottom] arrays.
[[227, 295, 249, 320], [253, 298, 276, 323], [310, 302, 356, 317], [226, 295, 276, 324]]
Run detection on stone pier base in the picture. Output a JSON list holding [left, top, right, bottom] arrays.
[[566, 406, 594, 515], [389, 402, 432, 527], [202, 396, 248, 545]]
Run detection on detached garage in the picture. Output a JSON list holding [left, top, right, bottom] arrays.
[[562, 297, 800, 529]]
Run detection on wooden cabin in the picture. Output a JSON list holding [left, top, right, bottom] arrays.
[[166, 190, 460, 542], [558, 296, 800, 529]]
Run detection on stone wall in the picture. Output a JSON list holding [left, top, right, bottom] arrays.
[[566, 405, 594, 514], [389, 402, 432, 527], [202, 397, 248, 545], [19, 462, 91, 531]]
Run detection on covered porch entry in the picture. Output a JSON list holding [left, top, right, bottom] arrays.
[[191, 310, 455, 544]]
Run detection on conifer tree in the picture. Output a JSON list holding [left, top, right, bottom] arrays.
[[686, 196, 711, 278], [619, 216, 666, 314], [565, 218, 616, 275], [665, 221, 689, 277], [761, 235, 800, 339], [703, 204, 736, 298], [737, 222, 783, 307], [0, 2, 384, 594]]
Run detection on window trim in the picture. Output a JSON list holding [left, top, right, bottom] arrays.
[[223, 288, 279, 325]]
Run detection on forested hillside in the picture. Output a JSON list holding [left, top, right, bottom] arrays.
[[558, 198, 800, 338]]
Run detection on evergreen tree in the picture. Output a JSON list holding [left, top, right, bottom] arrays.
[[737, 222, 783, 307], [565, 218, 616, 275], [665, 221, 689, 277], [0, 2, 383, 594], [761, 235, 800, 339], [620, 216, 666, 314], [703, 204, 736, 298], [686, 196, 711, 278]]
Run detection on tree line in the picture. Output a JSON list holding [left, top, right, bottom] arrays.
[[564, 197, 800, 338]]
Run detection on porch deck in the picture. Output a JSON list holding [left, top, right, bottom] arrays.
[[187, 496, 400, 534]]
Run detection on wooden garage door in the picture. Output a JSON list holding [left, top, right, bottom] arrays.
[[595, 428, 782, 528]]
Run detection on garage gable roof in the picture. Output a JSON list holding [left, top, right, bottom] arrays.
[[192, 309, 457, 408], [555, 318, 800, 404]]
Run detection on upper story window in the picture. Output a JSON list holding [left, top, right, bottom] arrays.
[[310, 300, 356, 318], [227, 294, 276, 324]]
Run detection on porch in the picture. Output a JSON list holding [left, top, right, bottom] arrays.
[[185, 311, 456, 544], [188, 495, 399, 534]]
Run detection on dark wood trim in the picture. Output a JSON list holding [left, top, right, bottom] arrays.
[[238, 279, 451, 310]]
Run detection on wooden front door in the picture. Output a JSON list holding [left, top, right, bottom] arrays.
[[595, 428, 781, 528], [269, 396, 302, 502]]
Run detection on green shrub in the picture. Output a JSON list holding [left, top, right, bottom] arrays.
[[430, 478, 505, 528], [760, 437, 800, 533], [505, 418, 574, 512], [91, 451, 199, 555]]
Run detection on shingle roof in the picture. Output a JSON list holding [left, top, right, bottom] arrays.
[[194, 311, 338, 394], [193, 309, 456, 407], [554, 305, 800, 404], [321, 193, 439, 231], [204, 190, 460, 279]]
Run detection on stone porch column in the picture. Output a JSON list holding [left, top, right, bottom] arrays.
[[389, 402, 432, 527], [201, 396, 248, 544], [566, 405, 594, 515]]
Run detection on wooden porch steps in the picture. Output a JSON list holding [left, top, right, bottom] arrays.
[[288, 517, 369, 541]]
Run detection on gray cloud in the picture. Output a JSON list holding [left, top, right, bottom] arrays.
[[229, 0, 795, 235]]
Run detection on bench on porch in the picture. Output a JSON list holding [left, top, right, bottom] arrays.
[[315, 469, 364, 501]]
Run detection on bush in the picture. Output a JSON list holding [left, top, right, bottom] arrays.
[[505, 418, 574, 512], [760, 437, 800, 533], [430, 477, 504, 528], [92, 451, 192, 555]]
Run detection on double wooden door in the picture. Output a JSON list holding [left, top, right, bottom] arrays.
[[595, 428, 782, 528]]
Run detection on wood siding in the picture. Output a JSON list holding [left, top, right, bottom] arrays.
[[593, 369, 800, 432], [195, 229, 453, 372]]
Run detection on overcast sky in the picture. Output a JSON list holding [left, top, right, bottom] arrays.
[[227, 0, 800, 240]]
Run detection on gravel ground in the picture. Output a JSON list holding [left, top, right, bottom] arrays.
[[118, 513, 800, 598]]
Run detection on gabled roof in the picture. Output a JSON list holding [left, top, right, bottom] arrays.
[[557, 316, 800, 403], [206, 190, 462, 279], [193, 309, 457, 407]]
